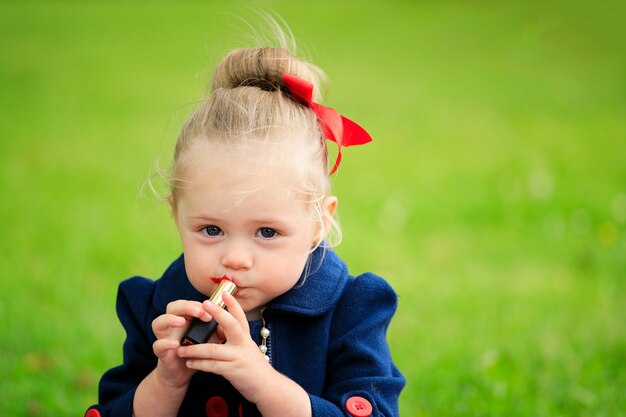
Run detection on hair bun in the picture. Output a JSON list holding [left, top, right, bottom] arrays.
[[211, 47, 325, 99]]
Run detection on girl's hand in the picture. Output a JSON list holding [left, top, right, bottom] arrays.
[[177, 293, 274, 404], [151, 300, 216, 389]]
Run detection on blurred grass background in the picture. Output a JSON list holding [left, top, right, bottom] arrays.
[[1, 1, 625, 416]]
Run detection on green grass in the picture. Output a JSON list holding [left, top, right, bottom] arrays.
[[1, 1, 625, 416]]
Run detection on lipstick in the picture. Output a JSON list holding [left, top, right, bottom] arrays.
[[181, 280, 238, 346], [210, 275, 233, 284]]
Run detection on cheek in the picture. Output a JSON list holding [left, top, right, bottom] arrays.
[[282, 250, 311, 283], [183, 253, 214, 294], [185, 264, 203, 291]]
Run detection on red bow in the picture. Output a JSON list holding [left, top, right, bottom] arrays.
[[282, 73, 372, 175]]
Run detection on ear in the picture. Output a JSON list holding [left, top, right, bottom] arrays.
[[323, 196, 338, 221], [314, 196, 338, 244], [167, 193, 177, 221]]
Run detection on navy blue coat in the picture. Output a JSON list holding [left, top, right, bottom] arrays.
[[86, 248, 405, 416]]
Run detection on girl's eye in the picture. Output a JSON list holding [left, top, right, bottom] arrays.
[[202, 225, 223, 237], [257, 227, 277, 239]]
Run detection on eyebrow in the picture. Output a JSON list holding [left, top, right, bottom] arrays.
[[188, 214, 224, 223], [187, 214, 291, 226]]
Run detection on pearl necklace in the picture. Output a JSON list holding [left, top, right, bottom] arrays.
[[259, 310, 270, 362]]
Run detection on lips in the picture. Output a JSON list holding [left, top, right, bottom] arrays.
[[210, 275, 234, 284]]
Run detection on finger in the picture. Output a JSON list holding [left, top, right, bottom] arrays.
[[215, 325, 227, 342], [178, 342, 232, 362], [152, 313, 187, 338], [185, 358, 226, 374], [153, 338, 180, 357], [222, 292, 250, 333], [165, 300, 212, 322], [202, 300, 246, 343]]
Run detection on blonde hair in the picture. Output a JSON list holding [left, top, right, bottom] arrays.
[[169, 46, 341, 247]]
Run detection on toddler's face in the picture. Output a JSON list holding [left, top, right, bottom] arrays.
[[173, 147, 321, 318]]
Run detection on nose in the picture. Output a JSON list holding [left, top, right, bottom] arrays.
[[221, 240, 253, 271]]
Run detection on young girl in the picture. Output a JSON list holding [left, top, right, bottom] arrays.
[[86, 44, 405, 417]]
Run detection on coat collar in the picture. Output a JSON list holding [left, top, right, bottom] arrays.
[[153, 246, 350, 317]]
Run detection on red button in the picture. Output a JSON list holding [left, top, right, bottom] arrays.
[[85, 409, 101, 417], [346, 396, 373, 417], [205, 396, 228, 417]]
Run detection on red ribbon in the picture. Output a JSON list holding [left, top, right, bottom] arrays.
[[282, 73, 372, 175]]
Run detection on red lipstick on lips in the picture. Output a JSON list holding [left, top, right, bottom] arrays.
[[210, 275, 234, 284]]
